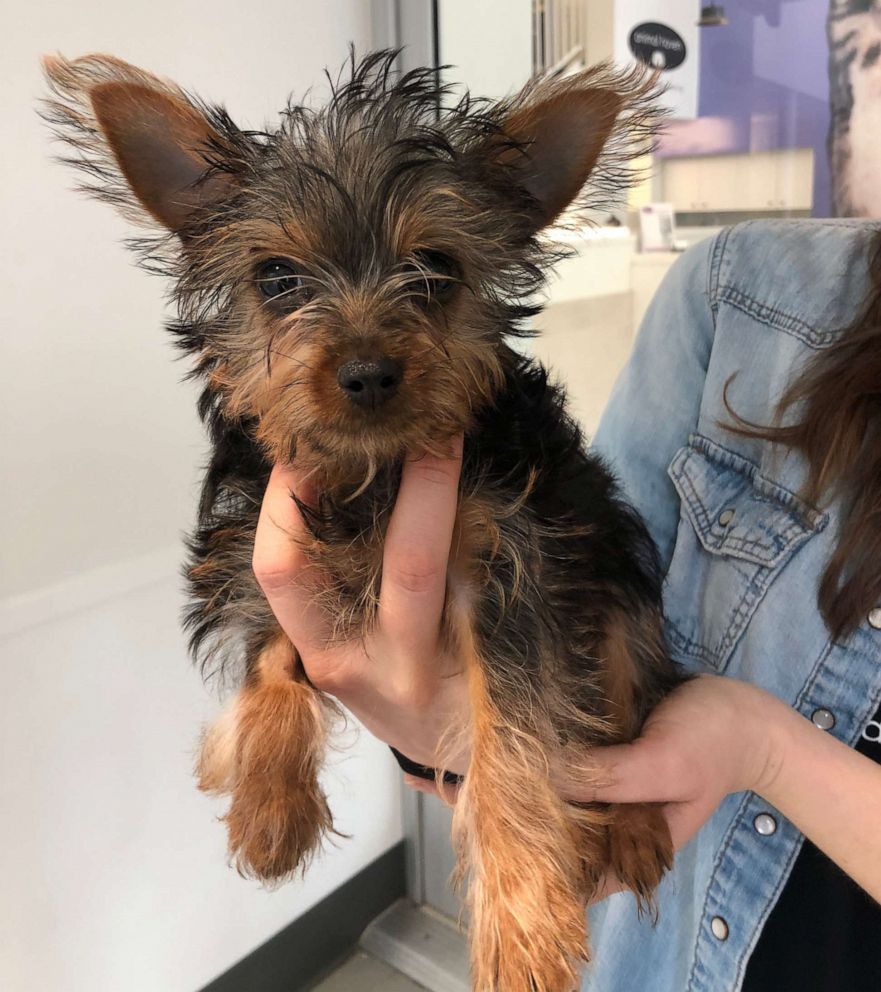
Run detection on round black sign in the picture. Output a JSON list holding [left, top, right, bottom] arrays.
[[629, 22, 687, 71]]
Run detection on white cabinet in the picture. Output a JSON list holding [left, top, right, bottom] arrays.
[[662, 149, 814, 212], [774, 148, 815, 209], [662, 157, 704, 211], [664, 155, 740, 212]]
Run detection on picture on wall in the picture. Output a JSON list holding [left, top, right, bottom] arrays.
[[828, 0, 881, 217], [645, 0, 829, 216], [614, 0, 700, 117]]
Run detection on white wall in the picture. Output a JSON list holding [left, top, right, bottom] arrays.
[[585, 0, 616, 66], [2, 4, 405, 991], [438, 0, 533, 99], [0, 564, 403, 992], [1, 0, 372, 598]]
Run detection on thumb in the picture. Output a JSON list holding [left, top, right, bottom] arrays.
[[560, 736, 684, 805]]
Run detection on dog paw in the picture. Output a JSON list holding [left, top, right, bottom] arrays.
[[606, 802, 673, 919], [224, 770, 331, 881]]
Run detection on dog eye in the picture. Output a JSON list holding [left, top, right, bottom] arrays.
[[403, 250, 460, 305], [255, 258, 308, 304]]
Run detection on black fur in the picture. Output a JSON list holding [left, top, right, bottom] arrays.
[[44, 51, 684, 985], [186, 341, 682, 724]]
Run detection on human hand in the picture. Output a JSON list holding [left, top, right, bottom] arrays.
[[404, 674, 788, 836], [573, 674, 881, 906], [251, 437, 471, 773], [566, 674, 787, 851]]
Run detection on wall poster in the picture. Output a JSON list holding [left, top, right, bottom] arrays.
[[614, 0, 700, 118]]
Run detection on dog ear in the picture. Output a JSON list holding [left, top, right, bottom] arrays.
[[482, 63, 662, 231], [42, 54, 242, 232]]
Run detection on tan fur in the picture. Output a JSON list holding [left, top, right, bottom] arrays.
[[596, 609, 675, 914], [197, 696, 242, 793], [43, 52, 676, 987], [451, 605, 604, 992], [197, 635, 334, 881], [604, 803, 673, 918], [600, 608, 654, 740], [214, 264, 503, 475], [445, 593, 675, 989]]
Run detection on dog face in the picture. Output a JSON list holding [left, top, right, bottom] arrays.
[[43, 52, 657, 473]]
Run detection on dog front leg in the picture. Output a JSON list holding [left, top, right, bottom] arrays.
[[452, 632, 592, 992], [197, 633, 333, 881]]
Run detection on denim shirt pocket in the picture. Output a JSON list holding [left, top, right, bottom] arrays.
[[663, 434, 827, 672]]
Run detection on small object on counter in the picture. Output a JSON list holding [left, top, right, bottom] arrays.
[[639, 202, 677, 251]]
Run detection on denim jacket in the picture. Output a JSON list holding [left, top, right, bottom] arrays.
[[585, 220, 881, 992]]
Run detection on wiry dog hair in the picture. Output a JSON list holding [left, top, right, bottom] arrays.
[[43, 50, 681, 992], [42, 49, 660, 240], [42, 52, 661, 409]]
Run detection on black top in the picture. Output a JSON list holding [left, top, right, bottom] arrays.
[[742, 704, 881, 992]]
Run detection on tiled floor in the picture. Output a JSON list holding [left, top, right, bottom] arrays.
[[310, 951, 427, 992]]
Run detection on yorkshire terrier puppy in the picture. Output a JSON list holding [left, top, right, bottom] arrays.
[[43, 51, 684, 991]]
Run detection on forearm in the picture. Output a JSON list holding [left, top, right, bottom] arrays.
[[759, 695, 881, 902]]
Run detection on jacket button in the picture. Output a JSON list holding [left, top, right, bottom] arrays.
[[718, 508, 736, 527], [753, 813, 777, 836], [811, 708, 836, 731], [868, 608, 881, 630], [711, 916, 730, 940]]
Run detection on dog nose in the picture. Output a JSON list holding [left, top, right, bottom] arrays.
[[336, 357, 402, 408]]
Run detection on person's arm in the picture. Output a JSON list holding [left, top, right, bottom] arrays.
[[252, 439, 471, 775], [566, 675, 881, 903], [762, 695, 881, 901], [254, 232, 881, 901], [254, 457, 881, 902]]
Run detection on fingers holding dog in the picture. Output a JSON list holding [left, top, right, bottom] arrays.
[[252, 462, 333, 668], [378, 435, 463, 657]]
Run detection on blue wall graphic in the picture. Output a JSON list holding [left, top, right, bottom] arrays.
[[655, 0, 831, 216]]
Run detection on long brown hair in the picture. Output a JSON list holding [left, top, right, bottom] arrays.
[[730, 230, 881, 639]]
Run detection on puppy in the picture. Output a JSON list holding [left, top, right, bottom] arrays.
[[43, 51, 682, 991]]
